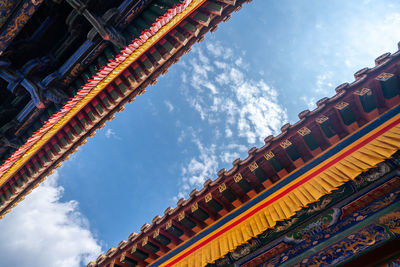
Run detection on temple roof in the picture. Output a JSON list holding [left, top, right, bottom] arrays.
[[86, 43, 400, 266]]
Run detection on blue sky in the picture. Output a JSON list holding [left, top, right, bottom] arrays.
[[1, 1, 400, 266]]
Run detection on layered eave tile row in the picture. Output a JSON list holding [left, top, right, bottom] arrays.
[[0, 0, 251, 218], [89, 45, 400, 267]]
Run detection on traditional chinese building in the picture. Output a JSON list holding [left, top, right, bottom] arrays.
[[1, 1, 400, 266], [0, 0, 248, 218], [87, 48, 400, 266]]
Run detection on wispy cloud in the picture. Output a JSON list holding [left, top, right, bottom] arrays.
[[105, 128, 120, 140], [315, 72, 334, 94], [181, 41, 288, 145], [174, 135, 218, 202], [0, 171, 102, 267], [301, 95, 318, 110], [301, 73, 334, 111], [220, 151, 240, 164], [164, 100, 174, 112], [173, 41, 288, 199], [182, 140, 218, 188]]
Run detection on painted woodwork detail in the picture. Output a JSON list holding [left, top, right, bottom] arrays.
[[240, 242, 291, 267], [66, 0, 126, 49], [231, 239, 263, 262], [153, 228, 160, 239], [381, 256, 400, 267], [316, 115, 329, 124], [0, 1, 20, 29], [178, 211, 185, 221], [142, 236, 149, 246], [264, 151, 274, 161], [213, 166, 400, 266], [234, 173, 243, 182], [378, 211, 400, 234], [245, 187, 400, 266], [0, 0, 44, 53], [205, 193, 212, 203], [354, 87, 372, 96], [352, 162, 391, 189], [297, 127, 311, 136], [342, 181, 397, 219], [280, 139, 292, 149], [335, 101, 349, 110], [191, 202, 199, 212], [249, 162, 258, 172], [376, 72, 394, 81], [218, 183, 227, 192], [294, 224, 391, 267]]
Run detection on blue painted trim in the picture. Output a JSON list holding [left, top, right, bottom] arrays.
[[118, 0, 134, 12], [20, 79, 40, 107], [17, 100, 35, 122], [118, 0, 149, 28], [42, 72, 60, 87], [238, 238, 286, 266], [0, 69, 17, 84], [81, 41, 105, 66], [58, 40, 92, 76], [150, 105, 400, 266]]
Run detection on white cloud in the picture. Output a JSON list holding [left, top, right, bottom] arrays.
[[174, 137, 219, 201], [0, 171, 102, 267], [220, 151, 240, 164], [181, 139, 218, 188], [164, 100, 174, 112], [315, 72, 334, 94], [105, 128, 120, 140], [173, 41, 288, 199], [235, 57, 243, 67], [225, 143, 248, 152], [301, 72, 333, 111], [177, 129, 186, 143], [206, 42, 223, 57], [225, 127, 233, 138], [183, 42, 288, 145], [301, 95, 317, 111]]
